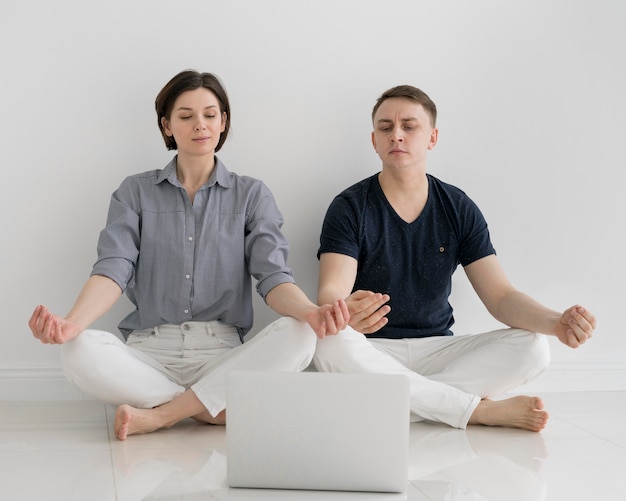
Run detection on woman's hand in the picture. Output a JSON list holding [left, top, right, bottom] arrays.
[[305, 299, 350, 339], [28, 305, 83, 344]]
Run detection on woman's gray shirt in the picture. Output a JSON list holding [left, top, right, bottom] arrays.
[[91, 156, 294, 340]]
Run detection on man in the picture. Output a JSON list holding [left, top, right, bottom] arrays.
[[314, 85, 596, 432]]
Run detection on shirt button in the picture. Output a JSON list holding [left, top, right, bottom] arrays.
[[184, 309, 189, 314], [185, 274, 191, 279], [188, 236, 193, 241]]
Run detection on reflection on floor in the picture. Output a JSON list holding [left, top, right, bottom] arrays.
[[1, 391, 625, 500]]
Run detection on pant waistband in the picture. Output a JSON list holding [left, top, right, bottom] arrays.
[[153, 321, 239, 337]]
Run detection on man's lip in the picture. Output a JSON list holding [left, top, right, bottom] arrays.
[[390, 149, 405, 154]]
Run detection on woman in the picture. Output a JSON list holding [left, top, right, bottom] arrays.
[[28, 70, 348, 440]]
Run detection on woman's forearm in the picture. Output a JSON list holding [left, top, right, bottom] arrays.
[[265, 282, 317, 322], [65, 274, 123, 329]]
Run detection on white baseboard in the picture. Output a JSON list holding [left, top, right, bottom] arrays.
[[0, 367, 94, 401], [1, 362, 625, 401]]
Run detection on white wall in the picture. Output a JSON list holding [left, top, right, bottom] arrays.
[[2, 0, 624, 397]]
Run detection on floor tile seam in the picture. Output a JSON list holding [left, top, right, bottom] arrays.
[[543, 435, 625, 447], [407, 479, 436, 500], [108, 443, 227, 452], [598, 436, 626, 449], [549, 413, 626, 423], [549, 415, 626, 439], [103, 408, 121, 499], [550, 408, 626, 414], [538, 390, 626, 394], [0, 424, 108, 431], [0, 446, 113, 454]]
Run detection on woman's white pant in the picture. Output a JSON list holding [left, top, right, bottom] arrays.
[[60, 317, 316, 417], [313, 327, 550, 429]]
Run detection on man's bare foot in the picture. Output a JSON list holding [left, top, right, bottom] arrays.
[[114, 404, 169, 441], [468, 396, 549, 432]]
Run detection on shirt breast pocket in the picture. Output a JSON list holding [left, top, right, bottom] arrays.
[[425, 241, 460, 283]]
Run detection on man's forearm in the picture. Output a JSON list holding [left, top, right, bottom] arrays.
[[494, 290, 561, 335], [317, 285, 347, 306]]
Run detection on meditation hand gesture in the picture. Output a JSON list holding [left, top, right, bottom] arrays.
[[555, 305, 596, 348], [305, 299, 350, 339], [28, 305, 82, 345]]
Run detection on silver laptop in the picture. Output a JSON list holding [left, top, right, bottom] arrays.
[[226, 371, 410, 493]]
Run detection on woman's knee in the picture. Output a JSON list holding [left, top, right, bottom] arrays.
[[255, 317, 318, 355], [60, 329, 122, 380], [313, 328, 368, 370]]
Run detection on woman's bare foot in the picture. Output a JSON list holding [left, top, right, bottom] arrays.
[[468, 395, 549, 432], [192, 409, 226, 425], [114, 404, 168, 440], [114, 390, 224, 440]]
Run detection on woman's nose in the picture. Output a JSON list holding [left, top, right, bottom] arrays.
[[194, 118, 206, 131]]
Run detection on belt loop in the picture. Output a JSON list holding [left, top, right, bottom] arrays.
[[205, 321, 213, 337]]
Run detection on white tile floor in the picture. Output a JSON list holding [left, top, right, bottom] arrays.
[[1, 391, 625, 500]]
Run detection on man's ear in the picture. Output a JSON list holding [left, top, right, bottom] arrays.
[[428, 127, 439, 150]]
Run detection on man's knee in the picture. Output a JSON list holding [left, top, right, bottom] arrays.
[[507, 329, 551, 378], [529, 332, 551, 374]]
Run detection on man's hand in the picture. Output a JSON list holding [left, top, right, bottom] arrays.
[[305, 299, 351, 339], [554, 305, 596, 348], [28, 305, 83, 345], [345, 290, 391, 335]]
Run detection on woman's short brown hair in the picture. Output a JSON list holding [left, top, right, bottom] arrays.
[[372, 85, 437, 127], [155, 70, 231, 151]]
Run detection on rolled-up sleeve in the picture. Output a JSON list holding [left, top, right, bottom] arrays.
[[90, 179, 140, 291], [244, 182, 295, 300]]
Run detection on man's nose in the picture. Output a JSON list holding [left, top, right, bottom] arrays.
[[390, 127, 404, 141]]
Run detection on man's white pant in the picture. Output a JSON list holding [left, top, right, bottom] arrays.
[[61, 317, 316, 417], [313, 327, 550, 429]]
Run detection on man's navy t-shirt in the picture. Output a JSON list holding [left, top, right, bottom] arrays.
[[318, 174, 496, 339]]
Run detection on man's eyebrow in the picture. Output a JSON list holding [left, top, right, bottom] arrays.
[[376, 117, 418, 124]]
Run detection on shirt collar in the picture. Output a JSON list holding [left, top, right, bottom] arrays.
[[156, 155, 232, 189], [212, 157, 232, 188]]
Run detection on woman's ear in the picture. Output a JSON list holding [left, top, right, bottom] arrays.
[[161, 117, 172, 136]]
